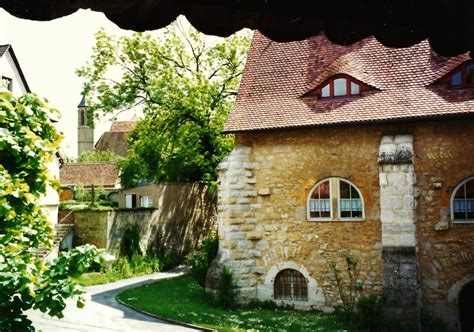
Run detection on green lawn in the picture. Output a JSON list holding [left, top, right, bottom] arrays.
[[117, 275, 347, 331]]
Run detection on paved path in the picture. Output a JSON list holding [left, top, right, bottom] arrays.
[[28, 272, 200, 332]]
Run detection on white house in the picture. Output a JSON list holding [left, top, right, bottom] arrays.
[[1, 44, 60, 225]]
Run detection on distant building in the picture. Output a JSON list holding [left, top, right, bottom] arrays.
[[95, 119, 137, 157], [77, 96, 94, 156], [59, 162, 120, 202], [0, 44, 30, 94]]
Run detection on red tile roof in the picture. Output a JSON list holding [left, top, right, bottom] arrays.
[[60, 162, 119, 188], [224, 32, 474, 133], [95, 120, 137, 157]]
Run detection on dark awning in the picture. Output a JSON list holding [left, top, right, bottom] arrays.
[[1, 0, 473, 57]]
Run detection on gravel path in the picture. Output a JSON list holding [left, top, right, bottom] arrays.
[[28, 271, 200, 332]]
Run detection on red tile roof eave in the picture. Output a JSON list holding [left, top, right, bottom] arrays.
[[222, 111, 474, 134]]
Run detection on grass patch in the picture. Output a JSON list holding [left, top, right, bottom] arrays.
[[117, 275, 347, 331]]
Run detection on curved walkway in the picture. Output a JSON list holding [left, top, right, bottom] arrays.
[[28, 271, 200, 332]]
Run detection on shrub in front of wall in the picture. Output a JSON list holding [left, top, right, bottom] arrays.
[[186, 234, 218, 287], [216, 266, 239, 309], [356, 294, 387, 331]]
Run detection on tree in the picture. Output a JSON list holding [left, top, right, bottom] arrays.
[[77, 18, 251, 187], [0, 90, 104, 330], [76, 150, 122, 163]]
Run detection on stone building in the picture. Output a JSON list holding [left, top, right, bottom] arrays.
[[212, 32, 474, 331]]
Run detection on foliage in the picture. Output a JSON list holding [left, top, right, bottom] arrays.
[[75, 150, 123, 163], [158, 252, 182, 271], [187, 234, 219, 287], [329, 252, 363, 321], [117, 274, 347, 332], [356, 294, 387, 331], [75, 254, 160, 286], [120, 223, 142, 258], [74, 184, 90, 202], [216, 266, 239, 309], [0, 90, 103, 329], [77, 18, 252, 187], [58, 200, 117, 211]]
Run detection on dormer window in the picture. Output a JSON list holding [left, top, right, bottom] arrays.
[[317, 75, 367, 98], [445, 62, 474, 88]]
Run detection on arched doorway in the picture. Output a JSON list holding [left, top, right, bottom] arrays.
[[460, 281, 474, 332]]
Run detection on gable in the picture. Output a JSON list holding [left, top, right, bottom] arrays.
[[0, 45, 30, 94]]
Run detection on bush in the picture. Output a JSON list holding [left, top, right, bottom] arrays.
[[187, 234, 218, 287], [356, 294, 387, 331], [120, 223, 142, 258], [216, 266, 239, 309], [158, 252, 182, 271]]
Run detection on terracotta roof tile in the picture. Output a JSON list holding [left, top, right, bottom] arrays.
[[60, 162, 119, 188], [225, 32, 474, 132]]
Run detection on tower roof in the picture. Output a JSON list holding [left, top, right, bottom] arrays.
[[78, 95, 86, 108]]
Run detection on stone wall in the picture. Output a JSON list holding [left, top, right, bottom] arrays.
[[212, 125, 384, 310], [213, 118, 474, 329], [74, 182, 216, 256]]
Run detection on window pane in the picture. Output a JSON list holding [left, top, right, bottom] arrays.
[[452, 70, 462, 86], [467, 64, 474, 86], [339, 181, 350, 199], [333, 78, 347, 96], [466, 180, 474, 198], [455, 184, 466, 199], [319, 180, 330, 199], [321, 83, 330, 97], [351, 81, 360, 95], [274, 269, 308, 301]]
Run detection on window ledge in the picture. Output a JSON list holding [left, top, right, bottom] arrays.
[[307, 218, 365, 222], [451, 220, 474, 224]]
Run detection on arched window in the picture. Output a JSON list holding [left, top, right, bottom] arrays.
[[451, 177, 474, 222], [79, 108, 87, 126], [307, 177, 364, 221], [274, 269, 308, 301], [319, 75, 363, 98]]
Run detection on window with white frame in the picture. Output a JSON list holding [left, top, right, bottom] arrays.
[[451, 177, 474, 222], [140, 195, 153, 208], [307, 177, 364, 221]]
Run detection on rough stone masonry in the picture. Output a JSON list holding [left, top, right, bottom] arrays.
[[378, 134, 420, 330]]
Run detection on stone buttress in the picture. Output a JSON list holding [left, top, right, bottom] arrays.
[[207, 146, 261, 300], [378, 134, 420, 330]]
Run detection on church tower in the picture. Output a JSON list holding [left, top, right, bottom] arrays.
[[77, 96, 94, 156]]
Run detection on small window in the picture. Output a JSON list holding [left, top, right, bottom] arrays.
[[274, 269, 308, 301], [452, 70, 462, 86], [140, 195, 153, 208], [308, 177, 364, 221], [333, 78, 347, 96], [447, 62, 474, 88], [1, 76, 12, 91], [451, 177, 474, 222], [79, 108, 87, 126], [317, 75, 365, 98], [125, 194, 137, 208]]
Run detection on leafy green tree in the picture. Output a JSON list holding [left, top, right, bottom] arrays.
[[0, 90, 105, 330], [76, 150, 122, 163], [77, 18, 251, 187]]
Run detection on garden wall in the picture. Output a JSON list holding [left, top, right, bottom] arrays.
[[74, 182, 217, 256]]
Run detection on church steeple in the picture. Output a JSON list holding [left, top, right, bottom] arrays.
[[77, 96, 94, 156]]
